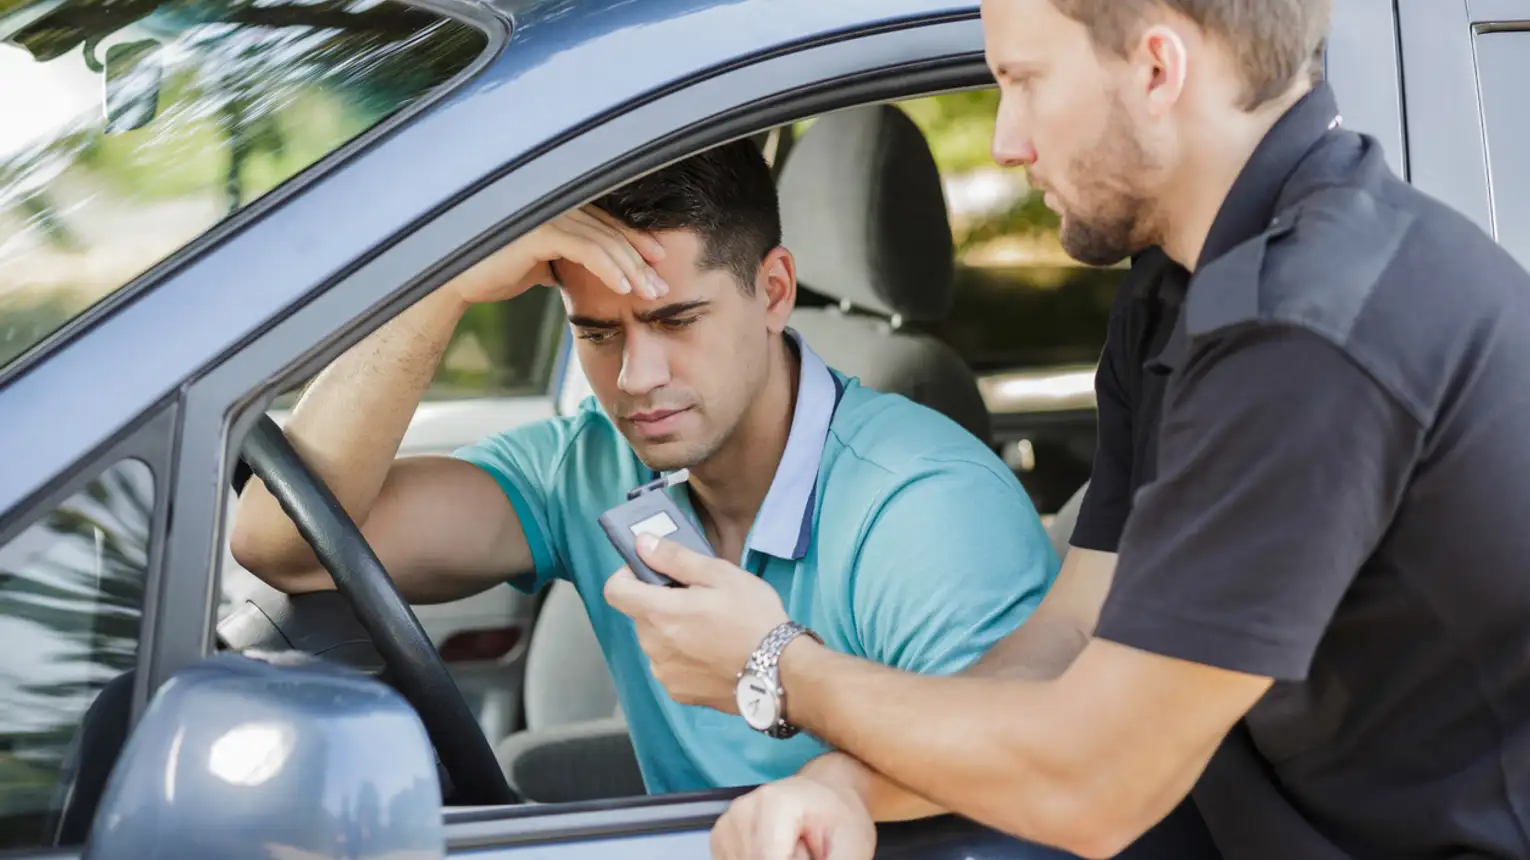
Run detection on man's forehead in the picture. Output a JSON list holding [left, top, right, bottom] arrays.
[[557, 229, 734, 317], [557, 227, 704, 288]]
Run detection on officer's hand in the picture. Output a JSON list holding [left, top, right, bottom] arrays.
[[448, 205, 668, 305], [711, 775, 878, 860], [604, 534, 790, 714]]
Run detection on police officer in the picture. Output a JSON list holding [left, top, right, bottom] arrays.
[[606, 0, 1530, 857]]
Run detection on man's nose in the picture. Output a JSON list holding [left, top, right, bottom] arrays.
[[617, 328, 671, 397]]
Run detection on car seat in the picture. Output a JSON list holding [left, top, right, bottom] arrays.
[[494, 580, 642, 802], [780, 102, 993, 445]]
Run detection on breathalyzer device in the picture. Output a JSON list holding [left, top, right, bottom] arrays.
[[599, 469, 715, 587]]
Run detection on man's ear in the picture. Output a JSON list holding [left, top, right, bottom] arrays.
[[759, 246, 797, 335]]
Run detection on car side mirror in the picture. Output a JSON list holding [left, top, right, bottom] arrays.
[[102, 39, 162, 134]]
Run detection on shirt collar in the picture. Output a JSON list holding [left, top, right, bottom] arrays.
[[1197, 82, 1343, 270], [745, 328, 840, 562], [1128, 246, 1190, 305]]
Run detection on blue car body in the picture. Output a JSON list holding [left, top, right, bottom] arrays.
[[2, 0, 1522, 855]]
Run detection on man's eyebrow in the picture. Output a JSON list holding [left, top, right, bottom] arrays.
[[567, 314, 620, 329], [568, 301, 711, 331], [635, 300, 709, 323]]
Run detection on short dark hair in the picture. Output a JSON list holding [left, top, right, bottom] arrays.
[[592, 140, 781, 293], [1050, 0, 1332, 111]]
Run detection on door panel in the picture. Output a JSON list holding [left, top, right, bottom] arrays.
[[1397, 0, 1494, 236], [1469, 28, 1530, 268], [1324, 0, 1406, 178], [446, 808, 1067, 859]]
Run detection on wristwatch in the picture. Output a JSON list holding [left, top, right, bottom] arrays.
[[735, 620, 822, 739]]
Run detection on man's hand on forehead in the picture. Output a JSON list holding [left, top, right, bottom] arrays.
[[445, 204, 670, 307], [545, 205, 670, 299]]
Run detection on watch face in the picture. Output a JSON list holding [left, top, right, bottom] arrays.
[[735, 672, 779, 731]]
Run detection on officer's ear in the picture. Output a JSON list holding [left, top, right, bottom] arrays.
[[1136, 23, 1189, 119]]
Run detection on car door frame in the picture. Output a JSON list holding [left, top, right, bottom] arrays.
[[171, 12, 1015, 856], [1395, 0, 1530, 264], [0, 399, 177, 858], [1394, 0, 1503, 240]]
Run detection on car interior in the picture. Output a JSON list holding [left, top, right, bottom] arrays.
[[36, 91, 1100, 844], [478, 98, 1093, 803]]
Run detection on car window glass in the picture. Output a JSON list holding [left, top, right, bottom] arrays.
[[431, 292, 566, 401], [893, 90, 1119, 514], [0, 459, 154, 850], [1473, 30, 1530, 270], [0, 0, 490, 372], [895, 90, 1124, 374], [268, 287, 567, 413]]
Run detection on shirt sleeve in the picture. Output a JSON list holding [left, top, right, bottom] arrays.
[[850, 460, 1061, 675], [1069, 288, 1137, 553], [1094, 324, 1422, 681], [452, 416, 584, 594]]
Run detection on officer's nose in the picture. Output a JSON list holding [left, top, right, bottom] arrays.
[[992, 92, 1037, 167]]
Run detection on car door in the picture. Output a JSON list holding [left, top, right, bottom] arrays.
[[161, 2, 1068, 856], [1395, 0, 1530, 271]]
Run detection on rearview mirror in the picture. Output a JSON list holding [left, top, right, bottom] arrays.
[[102, 39, 162, 134]]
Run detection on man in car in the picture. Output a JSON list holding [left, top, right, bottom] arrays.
[[229, 140, 1061, 797], [608, 0, 1530, 858]]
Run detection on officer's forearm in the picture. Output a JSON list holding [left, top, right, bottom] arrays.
[[777, 640, 1114, 855], [797, 622, 1094, 822], [965, 547, 1118, 680]]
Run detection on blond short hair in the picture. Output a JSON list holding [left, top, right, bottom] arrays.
[[1050, 0, 1332, 110]]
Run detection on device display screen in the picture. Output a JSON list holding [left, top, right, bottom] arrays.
[[630, 511, 680, 539]]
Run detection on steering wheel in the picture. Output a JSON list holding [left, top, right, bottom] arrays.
[[237, 415, 518, 805]]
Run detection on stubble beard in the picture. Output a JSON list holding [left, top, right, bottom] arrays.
[[1056, 99, 1162, 267]]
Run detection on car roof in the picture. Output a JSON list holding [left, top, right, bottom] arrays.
[[0, 0, 982, 512]]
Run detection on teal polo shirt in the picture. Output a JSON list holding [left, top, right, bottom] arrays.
[[453, 330, 1060, 793]]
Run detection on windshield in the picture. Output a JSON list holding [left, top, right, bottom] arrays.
[[0, 0, 488, 370]]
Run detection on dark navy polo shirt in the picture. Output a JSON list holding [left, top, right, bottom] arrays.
[[1068, 248, 1187, 554], [1090, 82, 1530, 859]]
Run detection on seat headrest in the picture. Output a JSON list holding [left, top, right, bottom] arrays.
[[778, 104, 955, 323]]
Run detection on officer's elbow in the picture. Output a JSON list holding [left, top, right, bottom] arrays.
[[986, 759, 1159, 860], [1034, 789, 1147, 860]]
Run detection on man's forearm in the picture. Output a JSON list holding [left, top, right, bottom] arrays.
[[230, 289, 469, 581]]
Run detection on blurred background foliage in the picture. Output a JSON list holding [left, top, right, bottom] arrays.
[[0, 0, 485, 367], [898, 90, 1121, 370]]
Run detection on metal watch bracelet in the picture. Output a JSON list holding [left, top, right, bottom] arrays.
[[744, 620, 822, 739]]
